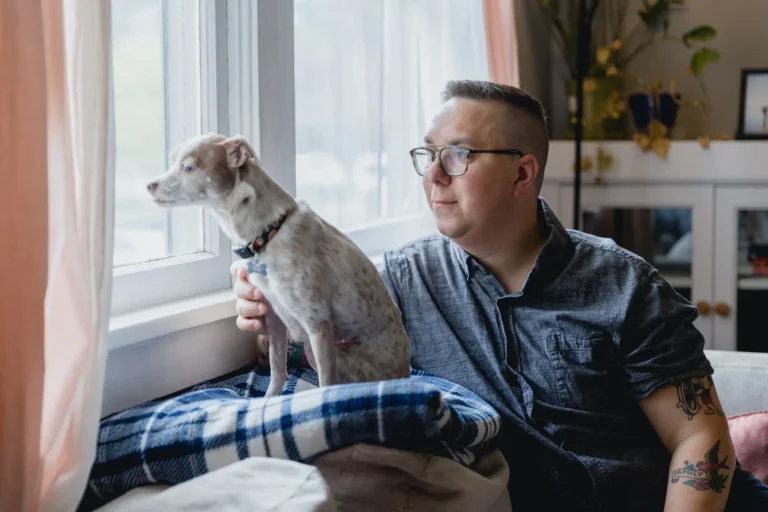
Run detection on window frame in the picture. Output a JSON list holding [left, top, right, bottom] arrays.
[[110, 0, 232, 316], [109, 0, 437, 337]]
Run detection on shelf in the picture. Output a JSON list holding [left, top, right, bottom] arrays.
[[738, 277, 768, 291]]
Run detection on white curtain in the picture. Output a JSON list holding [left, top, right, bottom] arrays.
[[0, 0, 115, 511], [293, 0, 489, 229]]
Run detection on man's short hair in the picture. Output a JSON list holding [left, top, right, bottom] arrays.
[[441, 80, 549, 192]]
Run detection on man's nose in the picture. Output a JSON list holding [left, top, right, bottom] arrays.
[[425, 158, 451, 185]]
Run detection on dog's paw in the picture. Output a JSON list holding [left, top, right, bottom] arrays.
[[264, 380, 285, 398]]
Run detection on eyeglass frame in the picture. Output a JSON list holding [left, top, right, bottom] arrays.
[[408, 145, 524, 177]]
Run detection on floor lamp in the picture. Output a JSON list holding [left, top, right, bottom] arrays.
[[572, 0, 600, 231]]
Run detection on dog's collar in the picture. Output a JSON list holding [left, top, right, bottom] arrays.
[[232, 210, 292, 259]]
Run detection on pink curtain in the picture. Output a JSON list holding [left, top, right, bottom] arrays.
[[1, 1, 114, 511], [0, 2, 48, 510], [482, 0, 520, 87]]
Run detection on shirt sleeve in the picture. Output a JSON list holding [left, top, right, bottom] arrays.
[[620, 268, 714, 401]]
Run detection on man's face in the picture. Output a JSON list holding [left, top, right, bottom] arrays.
[[421, 97, 522, 242]]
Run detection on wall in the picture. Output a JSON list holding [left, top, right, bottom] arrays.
[[102, 318, 258, 416], [514, 0, 553, 133], [519, 0, 768, 140]]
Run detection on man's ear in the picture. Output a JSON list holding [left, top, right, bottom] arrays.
[[511, 154, 541, 196], [219, 135, 258, 169]]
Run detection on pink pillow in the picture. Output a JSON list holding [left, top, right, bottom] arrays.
[[728, 409, 768, 484]]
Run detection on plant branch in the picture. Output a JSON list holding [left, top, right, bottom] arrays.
[[618, 35, 682, 68]]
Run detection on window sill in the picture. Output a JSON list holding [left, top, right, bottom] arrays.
[[109, 289, 237, 350], [108, 253, 386, 350]]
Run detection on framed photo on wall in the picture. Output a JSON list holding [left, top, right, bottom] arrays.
[[737, 68, 768, 140]]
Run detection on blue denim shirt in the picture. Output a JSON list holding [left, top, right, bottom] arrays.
[[379, 198, 713, 511]]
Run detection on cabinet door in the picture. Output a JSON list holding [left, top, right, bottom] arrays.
[[714, 186, 768, 352], [560, 184, 715, 347]]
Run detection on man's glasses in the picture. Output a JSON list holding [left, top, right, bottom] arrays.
[[409, 145, 523, 177]]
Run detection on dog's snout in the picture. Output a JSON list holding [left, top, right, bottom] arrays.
[[147, 181, 159, 192]]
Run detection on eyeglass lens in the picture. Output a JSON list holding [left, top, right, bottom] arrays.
[[413, 147, 467, 176]]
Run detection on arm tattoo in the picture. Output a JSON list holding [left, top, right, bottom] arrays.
[[671, 440, 730, 493], [675, 376, 725, 421]]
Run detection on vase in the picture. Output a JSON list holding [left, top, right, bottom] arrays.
[[564, 76, 626, 140], [628, 92, 681, 134]]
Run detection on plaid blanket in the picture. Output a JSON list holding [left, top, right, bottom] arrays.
[[82, 366, 502, 508]]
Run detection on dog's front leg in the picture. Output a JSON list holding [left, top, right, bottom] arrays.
[[307, 320, 338, 387], [264, 312, 288, 398]]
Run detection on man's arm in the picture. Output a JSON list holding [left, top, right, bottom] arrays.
[[639, 375, 735, 511], [621, 268, 735, 511]]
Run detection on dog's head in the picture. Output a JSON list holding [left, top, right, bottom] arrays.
[[146, 133, 257, 209], [147, 133, 284, 242]]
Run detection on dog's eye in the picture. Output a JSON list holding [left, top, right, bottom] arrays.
[[241, 196, 250, 205], [182, 164, 194, 173]]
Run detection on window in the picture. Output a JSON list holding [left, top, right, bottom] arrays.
[[110, 0, 231, 316], [109, 0, 489, 320], [294, 0, 489, 240]]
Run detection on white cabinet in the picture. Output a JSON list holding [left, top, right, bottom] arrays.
[[543, 141, 768, 353], [558, 184, 715, 347], [714, 187, 768, 351]]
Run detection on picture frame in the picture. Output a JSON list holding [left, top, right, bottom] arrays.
[[736, 68, 768, 140]]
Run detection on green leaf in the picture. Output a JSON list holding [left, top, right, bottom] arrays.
[[638, 0, 671, 31], [683, 25, 717, 46], [690, 47, 721, 75]]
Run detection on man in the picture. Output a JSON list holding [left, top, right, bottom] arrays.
[[232, 80, 768, 510]]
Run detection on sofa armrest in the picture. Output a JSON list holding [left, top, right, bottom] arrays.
[[705, 349, 768, 416]]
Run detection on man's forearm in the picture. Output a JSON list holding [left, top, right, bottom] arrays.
[[665, 433, 735, 511]]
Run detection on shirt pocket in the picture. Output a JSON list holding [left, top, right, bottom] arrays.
[[546, 333, 618, 412]]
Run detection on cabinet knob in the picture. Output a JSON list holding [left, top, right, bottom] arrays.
[[715, 302, 731, 317], [696, 301, 711, 315]]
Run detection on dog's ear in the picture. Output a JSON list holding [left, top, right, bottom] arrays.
[[219, 135, 257, 169]]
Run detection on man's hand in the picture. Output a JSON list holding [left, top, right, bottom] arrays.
[[231, 263, 270, 333], [639, 375, 735, 511]]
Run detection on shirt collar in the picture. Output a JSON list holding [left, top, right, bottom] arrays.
[[450, 197, 575, 293]]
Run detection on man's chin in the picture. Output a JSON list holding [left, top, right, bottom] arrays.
[[434, 218, 468, 241]]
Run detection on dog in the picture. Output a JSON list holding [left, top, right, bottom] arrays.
[[146, 133, 412, 396]]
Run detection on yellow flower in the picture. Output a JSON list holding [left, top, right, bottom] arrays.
[[648, 120, 668, 140], [610, 39, 622, 51], [652, 138, 671, 159], [597, 147, 613, 172], [606, 66, 618, 77], [634, 133, 651, 151], [571, 156, 593, 172], [596, 47, 610, 64], [583, 78, 597, 92]]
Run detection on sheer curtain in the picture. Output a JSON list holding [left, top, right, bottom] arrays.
[[294, 0, 489, 229], [0, 1, 114, 511]]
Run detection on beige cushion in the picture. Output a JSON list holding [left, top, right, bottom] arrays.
[[95, 446, 511, 512], [312, 444, 512, 512], [94, 457, 336, 512]]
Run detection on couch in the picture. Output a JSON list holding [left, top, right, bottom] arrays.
[[93, 349, 768, 512]]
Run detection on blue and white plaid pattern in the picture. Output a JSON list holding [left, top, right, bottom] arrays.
[[83, 367, 502, 507]]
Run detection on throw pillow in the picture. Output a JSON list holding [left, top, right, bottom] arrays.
[[728, 409, 768, 484]]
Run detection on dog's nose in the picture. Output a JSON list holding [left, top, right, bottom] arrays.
[[147, 181, 159, 192]]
